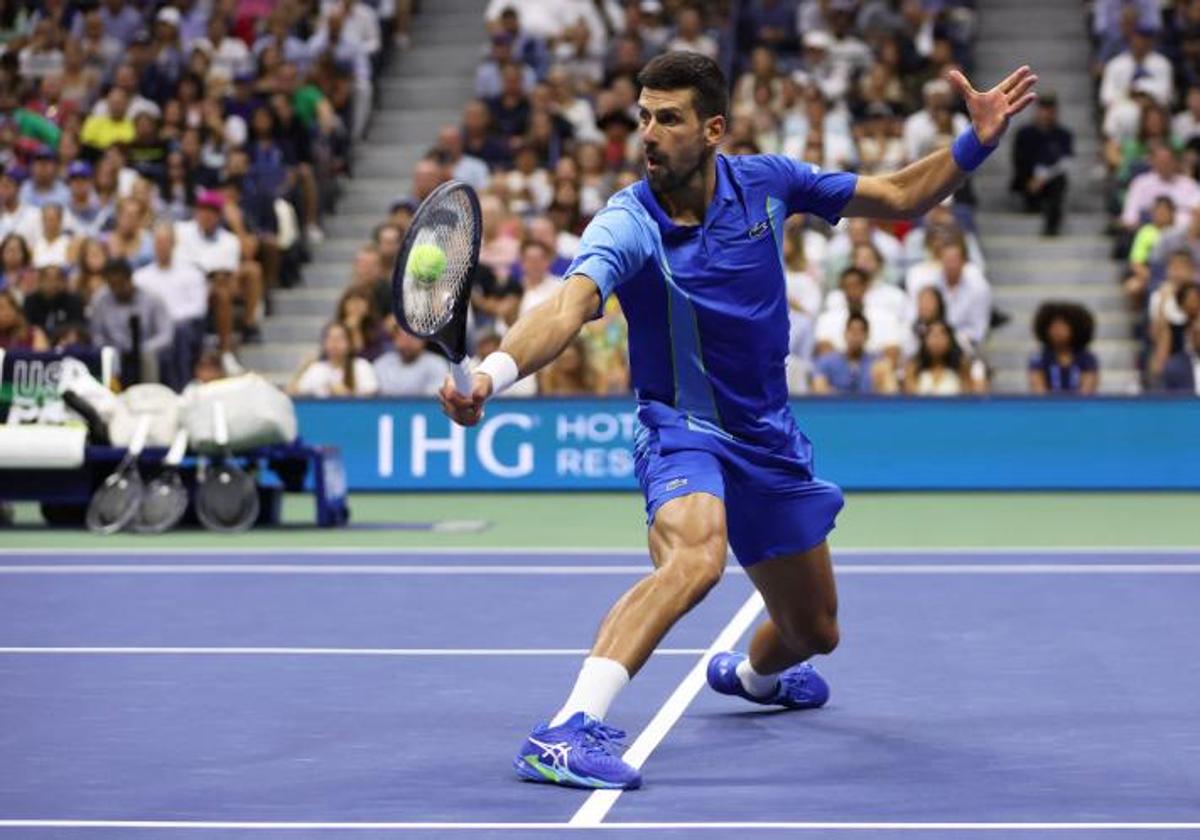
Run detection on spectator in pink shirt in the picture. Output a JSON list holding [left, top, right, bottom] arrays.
[[1121, 144, 1200, 233]]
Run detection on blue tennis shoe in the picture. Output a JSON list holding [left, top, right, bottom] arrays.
[[706, 651, 830, 709], [514, 712, 642, 790]]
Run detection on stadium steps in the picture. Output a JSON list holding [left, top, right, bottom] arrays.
[[973, 0, 1136, 393], [251, 4, 485, 387], [273, 288, 345, 317], [262, 316, 329, 343]]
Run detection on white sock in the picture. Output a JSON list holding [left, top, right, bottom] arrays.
[[548, 656, 630, 727], [736, 658, 779, 699]]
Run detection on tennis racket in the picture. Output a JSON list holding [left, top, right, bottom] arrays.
[[391, 179, 481, 394], [134, 428, 189, 534], [195, 401, 259, 533], [86, 414, 151, 535]]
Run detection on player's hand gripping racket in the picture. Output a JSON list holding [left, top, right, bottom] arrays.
[[390, 179, 481, 394]]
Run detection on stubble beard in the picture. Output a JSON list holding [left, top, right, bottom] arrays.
[[645, 145, 711, 195]]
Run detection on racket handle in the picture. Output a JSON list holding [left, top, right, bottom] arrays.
[[165, 429, 189, 465], [129, 415, 151, 456], [451, 360, 473, 395], [213, 402, 229, 447]]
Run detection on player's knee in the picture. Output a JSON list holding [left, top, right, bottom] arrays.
[[779, 612, 839, 656], [657, 552, 724, 609], [808, 617, 840, 655], [685, 557, 724, 601]]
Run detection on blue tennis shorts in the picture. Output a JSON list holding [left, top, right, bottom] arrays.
[[633, 424, 844, 567]]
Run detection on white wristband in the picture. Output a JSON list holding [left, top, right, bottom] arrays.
[[476, 351, 520, 396]]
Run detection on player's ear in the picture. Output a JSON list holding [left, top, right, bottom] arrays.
[[704, 113, 726, 149]]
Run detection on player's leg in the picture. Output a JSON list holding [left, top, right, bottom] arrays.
[[514, 443, 726, 790], [514, 493, 726, 790], [744, 541, 839, 673], [587, 492, 727, 677], [706, 472, 843, 709]]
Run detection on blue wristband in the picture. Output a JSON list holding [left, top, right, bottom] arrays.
[[951, 128, 997, 173]]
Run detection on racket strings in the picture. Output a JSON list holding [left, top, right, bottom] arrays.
[[401, 187, 477, 336]]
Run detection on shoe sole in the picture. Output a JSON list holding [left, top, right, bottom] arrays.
[[512, 755, 640, 790]]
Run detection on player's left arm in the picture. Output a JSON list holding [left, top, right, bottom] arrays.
[[843, 66, 1038, 219]]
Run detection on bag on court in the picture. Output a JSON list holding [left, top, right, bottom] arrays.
[[181, 373, 297, 454]]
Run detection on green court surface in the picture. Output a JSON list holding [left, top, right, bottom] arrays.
[[2, 492, 1197, 549]]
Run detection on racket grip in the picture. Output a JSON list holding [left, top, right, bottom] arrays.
[[165, 429, 189, 465], [213, 402, 229, 446], [129, 415, 151, 455], [451, 360, 473, 395]]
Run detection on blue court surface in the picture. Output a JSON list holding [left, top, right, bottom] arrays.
[[2, 547, 1200, 839]]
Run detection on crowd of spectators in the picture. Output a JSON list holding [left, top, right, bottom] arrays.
[[0, 0, 409, 392], [292, 0, 1046, 400], [1095, 0, 1200, 392], [10, 1, 1192, 399]]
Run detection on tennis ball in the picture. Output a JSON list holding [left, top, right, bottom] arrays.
[[408, 243, 447, 284]]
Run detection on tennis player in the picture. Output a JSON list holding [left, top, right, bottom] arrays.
[[440, 52, 1037, 790]]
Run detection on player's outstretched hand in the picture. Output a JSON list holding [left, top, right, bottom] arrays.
[[948, 65, 1038, 146], [438, 373, 492, 427]]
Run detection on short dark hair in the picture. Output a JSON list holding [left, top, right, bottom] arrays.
[[840, 266, 868, 285], [636, 51, 729, 121], [103, 257, 133, 278], [846, 311, 870, 332]]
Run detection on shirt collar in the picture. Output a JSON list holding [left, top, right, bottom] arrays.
[[635, 153, 740, 234]]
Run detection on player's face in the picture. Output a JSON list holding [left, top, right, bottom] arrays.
[[638, 88, 724, 194]]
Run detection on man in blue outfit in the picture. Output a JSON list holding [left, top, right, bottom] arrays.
[[440, 51, 1037, 791]]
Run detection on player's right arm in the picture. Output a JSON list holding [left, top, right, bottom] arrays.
[[440, 204, 650, 427], [439, 275, 599, 426]]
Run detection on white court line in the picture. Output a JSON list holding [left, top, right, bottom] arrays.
[[3, 563, 1200, 576], [2, 820, 1199, 831], [0, 545, 1197, 557], [0, 547, 651, 556], [0, 546, 1196, 557], [0, 647, 706, 657], [836, 564, 1200, 574], [570, 592, 765, 826], [0, 564, 653, 575]]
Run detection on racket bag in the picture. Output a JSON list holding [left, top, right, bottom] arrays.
[[109, 384, 182, 448], [182, 373, 298, 454]]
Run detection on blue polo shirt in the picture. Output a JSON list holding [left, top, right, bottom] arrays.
[[565, 153, 857, 452]]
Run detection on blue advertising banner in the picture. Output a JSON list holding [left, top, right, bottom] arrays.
[[295, 397, 1200, 491]]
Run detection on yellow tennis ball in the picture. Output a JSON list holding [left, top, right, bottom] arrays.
[[408, 243, 447, 284]]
